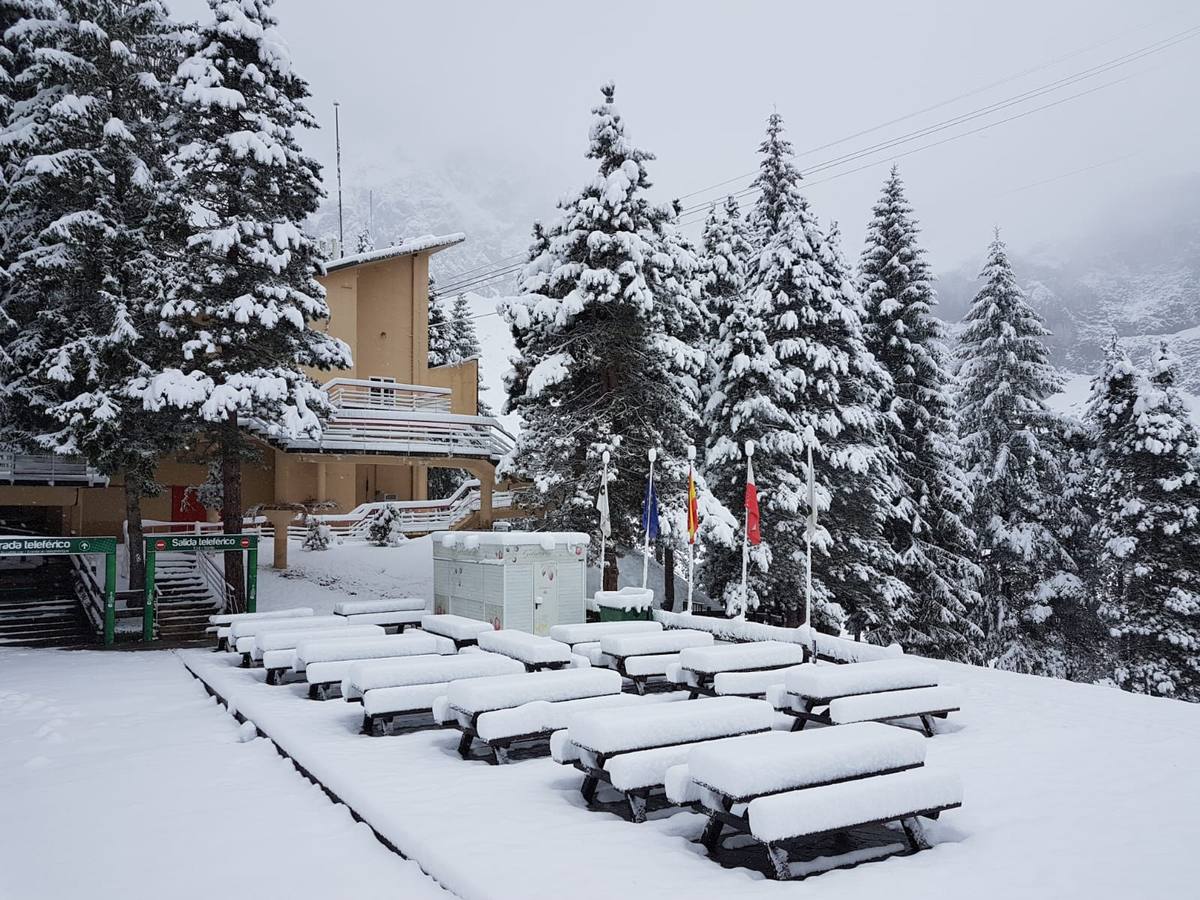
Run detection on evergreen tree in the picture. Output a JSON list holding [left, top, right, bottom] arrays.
[[957, 232, 1081, 675], [1089, 341, 1200, 700], [501, 83, 697, 570], [368, 503, 403, 546], [427, 288, 453, 367], [301, 515, 330, 551], [136, 0, 350, 607], [0, 1, 189, 587], [858, 167, 981, 659], [449, 291, 490, 414], [353, 226, 373, 254], [741, 112, 902, 632]]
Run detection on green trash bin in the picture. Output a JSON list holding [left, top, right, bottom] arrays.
[[598, 604, 653, 622]]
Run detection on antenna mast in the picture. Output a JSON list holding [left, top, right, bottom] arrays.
[[334, 101, 344, 248]]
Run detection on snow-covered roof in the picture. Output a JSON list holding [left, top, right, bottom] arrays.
[[325, 233, 466, 272]]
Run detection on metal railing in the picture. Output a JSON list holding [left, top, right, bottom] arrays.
[[70, 554, 106, 634], [0, 451, 107, 485], [195, 548, 236, 614], [322, 378, 453, 413]]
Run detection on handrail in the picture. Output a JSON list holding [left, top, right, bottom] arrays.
[[70, 554, 106, 634], [0, 450, 107, 486], [195, 548, 236, 614]]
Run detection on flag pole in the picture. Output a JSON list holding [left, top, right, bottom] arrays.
[[598, 449, 610, 592], [805, 440, 815, 655], [738, 440, 754, 622], [686, 444, 696, 614], [641, 448, 656, 589]]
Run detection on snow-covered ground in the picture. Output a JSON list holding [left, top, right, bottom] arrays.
[[180, 649, 1200, 899], [0, 648, 446, 900]]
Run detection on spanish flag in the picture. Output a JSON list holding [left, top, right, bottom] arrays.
[[686, 466, 700, 545]]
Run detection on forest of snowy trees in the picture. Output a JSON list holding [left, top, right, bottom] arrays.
[[502, 85, 1200, 701], [0, 0, 1194, 703]]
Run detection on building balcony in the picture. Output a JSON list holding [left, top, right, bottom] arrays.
[[250, 378, 515, 461], [0, 451, 108, 486]]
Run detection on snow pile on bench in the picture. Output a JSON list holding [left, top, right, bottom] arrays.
[[688, 723, 926, 800], [747, 768, 963, 843], [211, 607, 313, 626], [599, 629, 713, 659], [711, 665, 806, 697], [230, 615, 343, 652], [476, 630, 572, 667], [334, 597, 427, 616], [654, 610, 904, 662], [421, 614, 495, 642], [260, 625, 383, 669], [829, 686, 963, 725], [567, 695, 775, 754], [474, 692, 682, 743], [360, 654, 526, 720], [593, 586, 654, 611], [548, 620, 661, 646], [679, 641, 805, 674], [295, 632, 453, 674], [447, 668, 621, 716], [784, 658, 939, 700], [345, 652, 522, 700]]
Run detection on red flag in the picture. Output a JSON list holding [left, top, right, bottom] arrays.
[[745, 457, 761, 545], [686, 467, 700, 545]]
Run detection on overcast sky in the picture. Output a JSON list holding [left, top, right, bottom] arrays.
[[168, 0, 1199, 270]]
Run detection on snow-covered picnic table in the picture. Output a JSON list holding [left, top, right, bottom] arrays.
[[298, 632, 457, 699], [474, 629, 573, 671], [769, 659, 961, 736], [209, 607, 314, 650], [230, 614, 344, 661], [420, 613, 495, 648], [664, 723, 962, 880], [551, 695, 779, 821], [598, 628, 714, 693], [335, 597, 428, 630], [442, 667, 623, 762], [353, 652, 525, 735], [259, 625, 384, 683], [669, 641, 807, 697]]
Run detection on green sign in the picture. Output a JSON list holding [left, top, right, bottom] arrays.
[[143, 533, 259, 640], [0, 536, 117, 555], [148, 534, 257, 553], [0, 535, 118, 646]]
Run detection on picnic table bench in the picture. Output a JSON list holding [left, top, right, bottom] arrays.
[[548, 620, 663, 665], [353, 652, 524, 735], [663, 723, 962, 880], [769, 659, 961, 736], [442, 668, 624, 763], [229, 615, 345, 666], [670, 641, 807, 698], [334, 597, 428, 632], [260, 625, 384, 684], [208, 607, 314, 651], [297, 632, 456, 699], [475, 629, 574, 672], [550, 695, 778, 821], [598, 629, 714, 694], [420, 614, 495, 649]]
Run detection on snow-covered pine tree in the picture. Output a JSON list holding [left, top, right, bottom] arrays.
[[740, 112, 903, 632], [138, 0, 351, 607], [858, 167, 981, 660], [427, 288, 454, 367], [1090, 340, 1200, 700], [500, 83, 697, 574], [0, 1, 190, 588], [368, 503, 402, 546], [957, 231, 1082, 675], [302, 515, 330, 551], [449, 292, 491, 415], [354, 227, 373, 254]]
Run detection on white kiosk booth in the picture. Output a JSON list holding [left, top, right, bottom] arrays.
[[433, 531, 588, 635]]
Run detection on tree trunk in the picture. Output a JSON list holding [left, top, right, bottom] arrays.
[[603, 551, 619, 592], [221, 412, 245, 612], [662, 545, 675, 612], [124, 476, 145, 592]]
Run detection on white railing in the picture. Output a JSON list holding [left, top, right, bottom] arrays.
[[323, 378, 453, 413], [278, 411, 514, 458], [195, 549, 235, 613], [0, 451, 107, 486]]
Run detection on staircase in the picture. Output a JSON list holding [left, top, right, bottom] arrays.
[[0, 557, 93, 648], [153, 553, 220, 643]]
